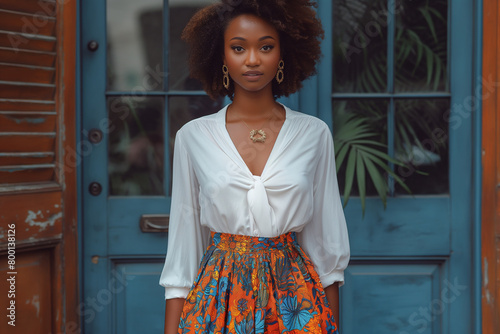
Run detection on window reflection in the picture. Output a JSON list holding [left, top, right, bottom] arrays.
[[395, 0, 448, 92], [333, 0, 388, 93], [332, 0, 450, 196], [107, 0, 163, 91], [169, 0, 218, 91], [333, 99, 389, 196], [108, 97, 165, 195], [394, 99, 449, 194]]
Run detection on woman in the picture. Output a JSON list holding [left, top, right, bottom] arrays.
[[159, 0, 350, 333]]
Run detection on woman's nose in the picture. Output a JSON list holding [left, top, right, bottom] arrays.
[[245, 49, 261, 66]]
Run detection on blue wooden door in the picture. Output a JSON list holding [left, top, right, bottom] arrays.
[[81, 0, 480, 333], [81, 1, 227, 333], [306, 0, 480, 333]]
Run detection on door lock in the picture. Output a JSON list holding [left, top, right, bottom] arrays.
[[89, 182, 102, 196]]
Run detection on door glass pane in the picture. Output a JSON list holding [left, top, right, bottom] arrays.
[[333, 99, 389, 196], [168, 95, 224, 194], [169, 0, 218, 91], [394, 98, 449, 194], [395, 0, 448, 92], [107, 0, 163, 91], [108, 96, 165, 196], [333, 0, 388, 93]]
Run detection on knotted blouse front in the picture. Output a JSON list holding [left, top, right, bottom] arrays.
[[159, 104, 350, 299]]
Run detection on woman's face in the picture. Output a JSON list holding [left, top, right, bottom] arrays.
[[223, 14, 281, 94]]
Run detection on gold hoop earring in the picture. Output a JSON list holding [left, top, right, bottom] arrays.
[[222, 65, 230, 90], [276, 60, 284, 84]]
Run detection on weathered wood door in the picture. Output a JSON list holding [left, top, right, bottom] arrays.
[[81, 0, 481, 333], [313, 0, 480, 333], [482, 0, 500, 331], [0, 0, 78, 333], [81, 1, 228, 333]]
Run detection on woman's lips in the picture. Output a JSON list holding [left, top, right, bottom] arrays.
[[243, 71, 263, 81]]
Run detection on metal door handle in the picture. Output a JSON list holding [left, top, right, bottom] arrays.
[[140, 214, 169, 233]]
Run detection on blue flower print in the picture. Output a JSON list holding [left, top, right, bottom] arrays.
[[237, 298, 249, 314], [279, 295, 314, 330], [235, 317, 254, 334], [254, 309, 265, 334], [219, 276, 229, 292], [203, 278, 217, 297], [196, 314, 216, 333]]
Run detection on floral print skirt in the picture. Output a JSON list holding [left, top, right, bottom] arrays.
[[178, 231, 339, 334]]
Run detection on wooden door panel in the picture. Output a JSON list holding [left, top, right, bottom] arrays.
[[344, 198, 450, 256], [0, 249, 53, 333], [0, 135, 55, 152], [0, 82, 56, 100], [0, 49, 55, 68], [0, 64, 56, 85], [113, 262, 165, 334], [0, 0, 78, 333], [0, 10, 56, 36], [0, 0, 56, 15], [0, 152, 54, 166], [0, 167, 55, 184], [0, 32, 56, 52], [0, 191, 62, 243], [482, 0, 500, 332], [342, 263, 444, 334], [0, 100, 55, 111]]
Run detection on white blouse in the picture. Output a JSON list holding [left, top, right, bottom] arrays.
[[159, 104, 350, 299]]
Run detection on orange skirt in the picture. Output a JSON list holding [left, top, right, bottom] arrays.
[[178, 231, 339, 333]]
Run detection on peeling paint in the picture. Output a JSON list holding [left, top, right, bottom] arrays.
[[25, 210, 62, 232], [25, 295, 40, 318], [483, 258, 488, 286], [483, 258, 493, 305], [7, 116, 46, 124], [485, 290, 492, 305]]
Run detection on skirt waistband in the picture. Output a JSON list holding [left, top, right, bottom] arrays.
[[210, 231, 297, 253]]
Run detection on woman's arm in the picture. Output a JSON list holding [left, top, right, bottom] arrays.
[[164, 298, 185, 334], [324, 282, 340, 330]]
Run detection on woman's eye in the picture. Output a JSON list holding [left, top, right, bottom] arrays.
[[231, 46, 244, 52], [261, 45, 274, 52]]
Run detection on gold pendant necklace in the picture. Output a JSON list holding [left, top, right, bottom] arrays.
[[228, 105, 278, 143], [246, 125, 267, 143], [241, 115, 274, 143]]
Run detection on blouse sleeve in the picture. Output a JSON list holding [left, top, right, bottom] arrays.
[[159, 129, 211, 299], [297, 124, 350, 288]]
